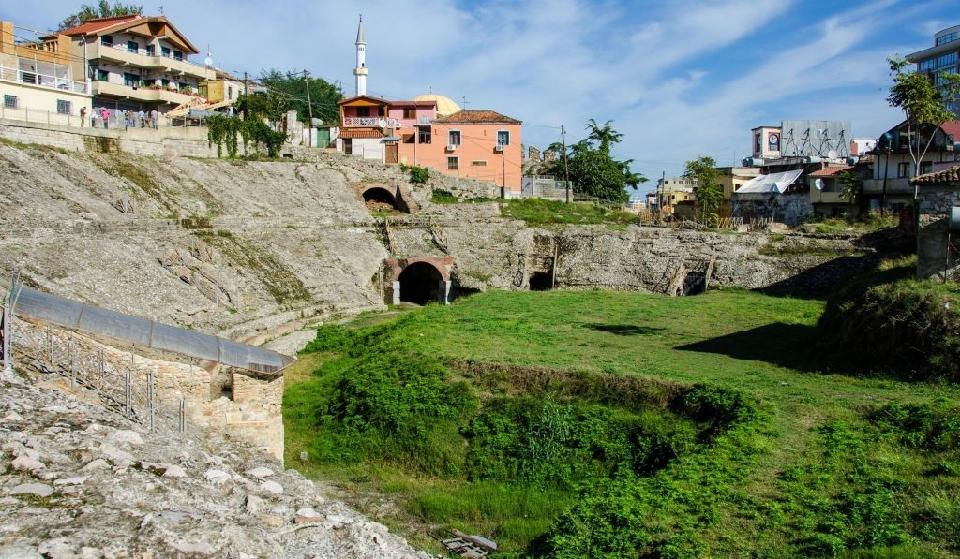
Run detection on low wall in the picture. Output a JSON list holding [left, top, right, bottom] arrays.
[[0, 118, 217, 158], [918, 185, 960, 280]]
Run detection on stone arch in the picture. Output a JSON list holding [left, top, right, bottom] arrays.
[[397, 261, 444, 305], [384, 257, 455, 305], [359, 183, 410, 213]]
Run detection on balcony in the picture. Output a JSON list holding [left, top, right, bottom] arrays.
[[863, 178, 913, 195], [0, 65, 90, 95], [93, 80, 196, 105], [343, 116, 400, 128], [90, 42, 216, 80]]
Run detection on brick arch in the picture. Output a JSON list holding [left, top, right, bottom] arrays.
[[386, 256, 454, 282]]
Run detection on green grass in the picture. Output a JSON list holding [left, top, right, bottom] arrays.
[[501, 199, 642, 227], [811, 213, 900, 235], [285, 288, 960, 557]]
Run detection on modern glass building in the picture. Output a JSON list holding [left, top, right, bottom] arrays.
[[907, 24, 960, 113]]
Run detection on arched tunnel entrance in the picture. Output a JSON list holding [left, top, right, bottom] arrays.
[[362, 187, 402, 212], [398, 262, 444, 305]]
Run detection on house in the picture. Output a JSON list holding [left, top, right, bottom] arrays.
[[716, 167, 761, 215], [49, 14, 216, 114], [864, 120, 959, 213], [912, 165, 960, 279], [404, 109, 523, 195], [731, 169, 809, 225], [808, 166, 855, 218], [0, 21, 92, 125], [906, 24, 960, 114], [336, 94, 400, 161]]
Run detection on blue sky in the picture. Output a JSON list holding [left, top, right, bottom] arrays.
[[2, 0, 955, 190]]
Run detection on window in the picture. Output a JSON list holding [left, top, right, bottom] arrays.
[[920, 161, 933, 175], [124, 72, 139, 87], [418, 128, 431, 144], [403, 108, 416, 119], [173, 50, 183, 61], [897, 162, 910, 178], [228, 86, 234, 99], [447, 156, 459, 170], [161, 46, 171, 58], [4, 95, 17, 109], [356, 106, 370, 117], [937, 32, 958, 46], [97, 69, 109, 82], [448, 130, 461, 146], [162, 78, 170, 87], [56, 99, 71, 114], [127, 40, 138, 53], [472, 160, 488, 167], [497, 130, 510, 146], [100, 36, 113, 47], [145, 44, 155, 56], [343, 139, 353, 155]]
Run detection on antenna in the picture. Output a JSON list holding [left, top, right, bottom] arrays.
[[158, 5, 164, 15], [461, 95, 470, 109]]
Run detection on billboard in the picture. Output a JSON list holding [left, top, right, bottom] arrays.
[[780, 120, 851, 159]]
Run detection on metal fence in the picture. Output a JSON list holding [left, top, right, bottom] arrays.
[[9, 318, 193, 436]]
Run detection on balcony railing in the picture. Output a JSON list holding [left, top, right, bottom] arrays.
[[106, 41, 190, 62], [0, 65, 90, 95], [343, 116, 400, 127], [92, 43, 214, 79]]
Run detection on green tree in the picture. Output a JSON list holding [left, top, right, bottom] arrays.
[[837, 170, 862, 206], [886, 56, 959, 196], [258, 69, 342, 125], [59, 1, 142, 30], [586, 119, 623, 155], [567, 149, 632, 203], [684, 156, 723, 225]]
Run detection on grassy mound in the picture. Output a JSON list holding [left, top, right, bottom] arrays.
[[501, 199, 642, 227], [818, 260, 960, 382], [285, 289, 960, 557]]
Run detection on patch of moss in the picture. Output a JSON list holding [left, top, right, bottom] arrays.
[[195, 231, 310, 305]]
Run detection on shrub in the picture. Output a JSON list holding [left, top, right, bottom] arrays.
[[409, 165, 429, 184], [431, 188, 457, 204], [818, 280, 960, 381]]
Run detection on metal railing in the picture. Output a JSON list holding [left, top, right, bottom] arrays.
[[0, 65, 90, 94], [343, 117, 400, 128], [0, 105, 85, 127]]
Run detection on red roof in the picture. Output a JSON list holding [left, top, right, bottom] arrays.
[[809, 166, 852, 177], [339, 128, 384, 139], [940, 120, 960, 142], [910, 165, 960, 185], [434, 110, 521, 125], [58, 14, 142, 36]]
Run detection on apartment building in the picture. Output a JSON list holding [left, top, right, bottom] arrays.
[[48, 14, 216, 113], [907, 24, 960, 113], [0, 21, 92, 125]]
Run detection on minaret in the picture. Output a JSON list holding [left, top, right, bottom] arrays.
[[353, 15, 368, 97]]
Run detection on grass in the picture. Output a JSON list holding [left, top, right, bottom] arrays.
[[811, 213, 900, 235], [501, 199, 642, 227], [284, 288, 960, 557]]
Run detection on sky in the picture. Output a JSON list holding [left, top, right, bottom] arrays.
[[2, 0, 954, 192]]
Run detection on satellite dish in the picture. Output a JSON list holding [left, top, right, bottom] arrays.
[[828, 150, 838, 159]]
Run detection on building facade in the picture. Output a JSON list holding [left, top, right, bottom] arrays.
[[907, 25, 960, 114], [0, 21, 92, 125], [50, 14, 216, 114], [864, 120, 959, 212]]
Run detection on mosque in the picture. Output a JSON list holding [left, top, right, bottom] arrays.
[[336, 16, 523, 194]]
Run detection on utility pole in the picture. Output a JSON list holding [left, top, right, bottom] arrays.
[[244, 71, 249, 97], [660, 170, 666, 219], [303, 69, 313, 148], [561, 125, 570, 203]]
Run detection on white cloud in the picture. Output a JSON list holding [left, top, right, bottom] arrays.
[[0, 0, 939, 182]]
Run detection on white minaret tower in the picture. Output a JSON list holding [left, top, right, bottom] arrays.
[[353, 15, 368, 97]]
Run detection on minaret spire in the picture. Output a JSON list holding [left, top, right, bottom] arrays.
[[353, 14, 368, 96]]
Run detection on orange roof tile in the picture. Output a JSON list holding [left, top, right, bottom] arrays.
[[58, 14, 142, 36], [809, 167, 852, 177], [434, 110, 521, 125], [910, 165, 960, 185]]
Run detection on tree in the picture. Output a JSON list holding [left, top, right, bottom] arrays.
[[567, 149, 633, 203], [886, 56, 960, 197], [684, 156, 723, 225], [585, 119, 623, 155], [258, 69, 342, 125], [837, 170, 862, 206], [59, 1, 142, 30]]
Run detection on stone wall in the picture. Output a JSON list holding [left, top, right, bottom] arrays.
[[0, 118, 218, 158], [12, 318, 285, 460], [918, 185, 960, 280]]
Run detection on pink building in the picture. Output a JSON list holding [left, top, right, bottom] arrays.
[[399, 109, 523, 195]]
